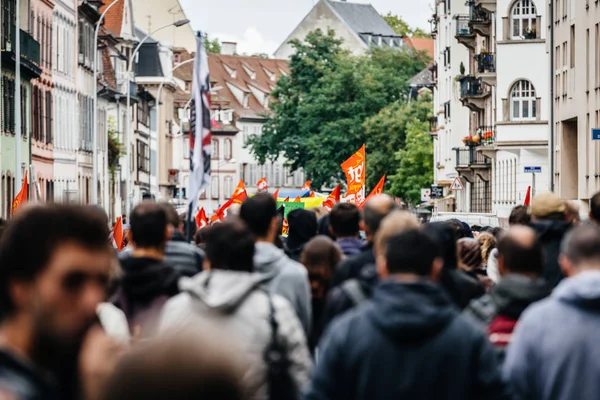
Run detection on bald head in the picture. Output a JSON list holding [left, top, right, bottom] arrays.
[[363, 194, 398, 242], [560, 225, 600, 269], [497, 225, 543, 276]]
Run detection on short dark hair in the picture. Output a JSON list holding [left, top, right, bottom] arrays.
[[130, 202, 168, 249], [509, 205, 531, 226], [561, 225, 600, 265], [0, 204, 110, 320], [363, 199, 397, 236], [591, 192, 600, 222], [204, 220, 255, 272], [498, 231, 543, 275], [329, 203, 360, 238], [239, 193, 277, 238], [159, 202, 180, 228], [385, 229, 440, 276]]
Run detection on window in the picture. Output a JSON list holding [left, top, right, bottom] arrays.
[[211, 176, 219, 200], [224, 176, 233, 199], [224, 138, 232, 160], [212, 138, 219, 159], [511, 0, 537, 39], [510, 80, 537, 121], [137, 140, 149, 172]]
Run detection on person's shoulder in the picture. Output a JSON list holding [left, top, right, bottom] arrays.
[[279, 256, 308, 278], [463, 293, 497, 326], [515, 296, 557, 328]]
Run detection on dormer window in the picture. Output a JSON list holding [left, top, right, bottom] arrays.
[[243, 93, 249, 108], [242, 63, 256, 79], [278, 68, 288, 76], [264, 97, 270, 109], [263, 67, 276, 81], [223, 63, 237, 79]]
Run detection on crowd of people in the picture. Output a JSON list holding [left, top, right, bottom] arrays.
[[1, 190, 600, 399]]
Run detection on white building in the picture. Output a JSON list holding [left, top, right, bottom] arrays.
[[53, 0, 78, 202]]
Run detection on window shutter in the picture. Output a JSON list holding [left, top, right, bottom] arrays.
[[9, 79, 15, 134]]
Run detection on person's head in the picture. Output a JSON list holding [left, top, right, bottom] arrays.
[[226, 204, 241, 219], [564, 201, 581, 226], [203, 220, 255, 273], [194, 227, 208, 248], [329, 203, 361, 239], [509, 205, 531, 226], [530, 192, 567, 222], [159, 202, 181, 234], [477, 232, 497, 265], [129, 202, 171, 254], [447, 219, 472, 239], [457, 238, 483, 272], [0, 204, 112, 363], [239, 193, 278, 243], [100, 330, 246, 400], [590, 191, 600, 223], [559, 225, 600, 276], [311, 207, 327, 219], [422, 222, 459, 270], [317, 214, 335, 240], [363, 194, 398, 242], [300, 236, 343, 301], [377, 229, 442, 281], [374, 211, 420, 258], [287, 209, 317, 248], [497, 225, 543, 277]]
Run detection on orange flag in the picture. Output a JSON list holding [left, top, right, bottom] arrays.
[[283, 196, 290, 202], [309, 190, 315, 198], [360, 175, 386, 209], [111, 216, 124, 250], [196, 208, 208, 228], [341, 145, 366, 205], [233, 179, 246, 196], [272, 189, 280, 200], [294, 196, 302, 202], [301, 180, 311, 190], [256, 177, 268, 192], [213, 190, 248, 221], [282, 218, 289, 236], [11, 171, 28, 216], [322, 184, 341, 212]]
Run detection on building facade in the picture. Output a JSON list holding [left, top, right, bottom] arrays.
[[132, 0, 195, 51]]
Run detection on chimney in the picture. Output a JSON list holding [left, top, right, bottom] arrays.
[[221, 42, 237, 55]]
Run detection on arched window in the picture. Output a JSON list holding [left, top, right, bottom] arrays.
[[211, 138, 219, 160], [511, 0, 537, 39], [224, 138, 233, 160], [510, 80, 537, 121]]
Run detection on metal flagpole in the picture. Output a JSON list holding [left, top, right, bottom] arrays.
[[15, 0, 22, 188]]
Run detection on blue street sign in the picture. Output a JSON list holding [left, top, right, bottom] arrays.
[[524, 166, 542, 174], [593, 128, 600, 141]]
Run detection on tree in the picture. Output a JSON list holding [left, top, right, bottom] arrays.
[[382, 13, 432, 38], [248, 29, 430, 189], [205, 35, 221, 53]]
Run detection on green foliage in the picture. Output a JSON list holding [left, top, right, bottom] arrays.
[[382, 13, 432, 38], [248, 29, 430, 189], [389, 106, 434, 205], [107, 116, 124, 181], [205, 35, 221, 54]]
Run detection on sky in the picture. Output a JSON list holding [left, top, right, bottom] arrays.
[[178, 0, 433, 56]]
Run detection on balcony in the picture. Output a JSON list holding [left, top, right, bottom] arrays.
[[455, 15, 476, 50], [429, 115, 438, 137], [458, 76, 490, 112], [470, 5, 491, 37], [1, 25, 41, 79], [473, 0, 496, 14], [475, 52, 496, 86], [455, 147, 491, 183]]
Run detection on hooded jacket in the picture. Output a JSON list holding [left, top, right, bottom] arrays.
[[254, 242, 312, 337], [158, 270, 312, 400], [530, 220, 571, 287], [305, 281, 509, 400], [504, 271, 600, 400], [335, 237, 365, 257], [332, 243, 375, 286]]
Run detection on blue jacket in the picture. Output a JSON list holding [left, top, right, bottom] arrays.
[[504, 271, 600, 400], [305, 281, 508, 400]]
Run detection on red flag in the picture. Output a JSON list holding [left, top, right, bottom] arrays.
[[233, 179, 246, 196], [524, 186, 531, 206], [272, 189, 280, 200], [322, 184, 341, 212], [195, 208, 208, 228], [11, 171, 28, 216], [359, 175, 386, 209], [309, 190, 315, 198], [301, 180, 311, 190], [294, 196, 302, 202], [213, 190, 248, 221], [340, 144, 366, 204], [256, 177, 268, 192], [112, 216, 124, 250], [283, 197, 290, 202], [282, 218, 289, 235]]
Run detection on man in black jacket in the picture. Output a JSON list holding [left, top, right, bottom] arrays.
[[305, 229, 508, 400]]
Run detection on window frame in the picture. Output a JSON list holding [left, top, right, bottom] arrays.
[[510, 80, 537, 121], [510, 0, 537, 40]]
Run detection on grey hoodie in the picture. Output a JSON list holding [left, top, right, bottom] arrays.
[[159, 270, 311, 400], [504, 271, 600, 400], [254, 242, 312, 337]]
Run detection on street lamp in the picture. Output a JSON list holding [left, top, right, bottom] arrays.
[[124, 18, 190, 217], [92, 0, 122, 207]]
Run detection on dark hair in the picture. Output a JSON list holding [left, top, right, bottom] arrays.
[[422, 222, 458, 270], [194, 227, 208, 246], [591, 192, 600, 222], [204, 220, 255, 272], [329, 203, 360, 238], [159, 202, 180, 228], [560, 225, 600, 265], [130, 202, 168, 249], [363, 198, 397, 236], [385, 229, 440, 276], [498, 231, 544, 275], [317, 214, 335, 240], [239, 193, 277, 238], [0, 204, 110, 320], [300, 236, 342, 301], [509, 205, 531, 226], [0, 218, 6, 241], [447, 219, 473, 239]]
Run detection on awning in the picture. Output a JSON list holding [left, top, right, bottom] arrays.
[[418, 196, 455, 208]]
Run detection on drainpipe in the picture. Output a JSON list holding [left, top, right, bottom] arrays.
[[549, 0, 555, 192]]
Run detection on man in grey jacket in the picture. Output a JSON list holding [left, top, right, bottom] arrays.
[[504, 225, 600, 400], [240, 193, 312, 337]]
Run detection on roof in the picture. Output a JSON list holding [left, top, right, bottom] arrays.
[[208, 54, 289, 119], [101, 47, 117, 89], [326, 0, 396, 36], [403, 37, 434, 59], [408, 65, 434, 87], [173, 49, 195, 82], [134, 28, 163, 77], [99, 0, 124, 37]]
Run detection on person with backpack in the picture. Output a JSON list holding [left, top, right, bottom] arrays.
[[159, 220, 311, 399], [115, 202, 181, 339]]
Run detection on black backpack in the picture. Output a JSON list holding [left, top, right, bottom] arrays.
[[264, 294, 298, 400]]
